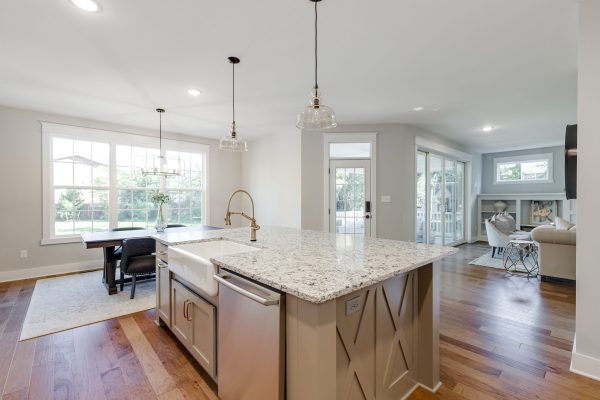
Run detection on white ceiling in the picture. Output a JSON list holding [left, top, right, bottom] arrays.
[[0, 0, 577, 153]]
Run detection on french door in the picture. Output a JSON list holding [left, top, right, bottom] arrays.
[[329, 159, 372, 236], [416, 151, 465, 245]]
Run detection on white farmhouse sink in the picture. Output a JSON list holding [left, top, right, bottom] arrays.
[[168, 240, 260, 296]]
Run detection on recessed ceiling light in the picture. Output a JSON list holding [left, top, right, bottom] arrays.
[[70, 0, 100, 12], [432, 108, 440, 112], [187, 89, 201, 96], [482, 125, 495, 133], [413, 106, 424, 111]]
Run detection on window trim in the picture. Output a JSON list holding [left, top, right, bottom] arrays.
[[493, 153, 554, 185], [41, 122, 210, 245]]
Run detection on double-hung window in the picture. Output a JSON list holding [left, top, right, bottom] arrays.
[[42, 123, 209, 244], [493, 153, 554, 184]]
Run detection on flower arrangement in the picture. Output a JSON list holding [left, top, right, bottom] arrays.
[[152, 192, 170, 232], [151, 192, 171, 205]]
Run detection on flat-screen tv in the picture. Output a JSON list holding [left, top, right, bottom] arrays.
[[565, 124, 577, 200]]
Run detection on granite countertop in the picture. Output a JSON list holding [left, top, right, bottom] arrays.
[[153, 226, 457, 304]]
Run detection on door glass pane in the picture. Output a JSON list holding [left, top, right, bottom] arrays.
[[335, 167, 366, 234], [429, 156, 443, 245], [329, 143, 371, 158], [416, 152, 427, 243], [455, 162, 465, 242], [445, 160, 456, 244]]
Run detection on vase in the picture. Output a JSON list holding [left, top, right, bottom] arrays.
[[494, 200, 508, 213], [155, 203, 167, 232]]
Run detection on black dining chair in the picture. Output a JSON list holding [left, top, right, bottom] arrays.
[[111, 227, 145, 260], [167, 224, 187, 228], [119, 238, 156, 299]]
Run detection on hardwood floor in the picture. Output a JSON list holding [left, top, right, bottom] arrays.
[[0, 243, 598, 399]]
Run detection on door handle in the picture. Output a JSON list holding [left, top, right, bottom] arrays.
[[214, 274, 279, 306], [365, 214, 371, 220], [183, 299, 188, 320], [186, 301, 192, 321]]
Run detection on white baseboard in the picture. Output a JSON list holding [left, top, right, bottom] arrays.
[[0, 259, 103, 283], [571, 340, 600, 382]]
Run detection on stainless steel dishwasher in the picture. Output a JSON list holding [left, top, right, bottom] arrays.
[[214, 271, 285, 400]]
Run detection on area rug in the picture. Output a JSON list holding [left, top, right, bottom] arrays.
[[20, 270, 155, 341], [469, 251, 534, 273]]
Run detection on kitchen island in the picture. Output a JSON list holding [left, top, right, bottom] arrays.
[[153, 226, 457, 400]]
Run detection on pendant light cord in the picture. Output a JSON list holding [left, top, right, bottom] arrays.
[[159, 111, 162, 154], [232, 61, 236, 125], [314, 0, 318, 89]]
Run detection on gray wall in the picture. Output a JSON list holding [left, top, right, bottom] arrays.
[[481, 146, 565, 194], [301, 124, 475, 242], [0, 105, 242, 278], [470, 154, 483, 241], [241, 131, 302, 228]]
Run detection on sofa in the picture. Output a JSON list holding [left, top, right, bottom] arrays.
[[531, 220, 576, 281]]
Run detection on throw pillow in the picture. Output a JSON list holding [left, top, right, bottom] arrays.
[[555, 216, 575, 231], [502, 212, 517, 232], [492, 214, 513, 235]]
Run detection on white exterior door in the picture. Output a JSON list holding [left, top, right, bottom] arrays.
[[329, 159, 372, 237]]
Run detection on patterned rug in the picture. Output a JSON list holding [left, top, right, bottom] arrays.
[[20, 270, 155, 341], [469, 251, 535, 274]]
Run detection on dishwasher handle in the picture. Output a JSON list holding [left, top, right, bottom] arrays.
[[214, 273, 280, 306]]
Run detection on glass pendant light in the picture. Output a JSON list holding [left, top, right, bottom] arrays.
[[296, 0, 337, 131], [141, 108, 184, 177], [219, 57, 248, 152]]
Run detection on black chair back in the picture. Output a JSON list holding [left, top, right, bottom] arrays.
[[120, 238, 156, 274]]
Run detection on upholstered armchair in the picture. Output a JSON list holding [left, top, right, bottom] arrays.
[[485, 219, 511, 258], [485, 214, 531, 258]]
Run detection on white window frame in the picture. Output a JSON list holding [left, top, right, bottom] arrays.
[[41, 122, 210, 245], [493, 153, 554, 185], [323, 132, 377, 237]]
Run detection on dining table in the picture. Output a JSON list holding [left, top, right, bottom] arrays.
[[80, 226, 221, 295]]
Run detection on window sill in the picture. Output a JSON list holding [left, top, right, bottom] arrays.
[[493, 180, 554, 185], [40, 236, 82, 246]]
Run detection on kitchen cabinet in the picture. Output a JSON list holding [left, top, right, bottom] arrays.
[[171, 279, 217, 379]]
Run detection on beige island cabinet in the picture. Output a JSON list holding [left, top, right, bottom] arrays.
[[153, 227, 456, 400]]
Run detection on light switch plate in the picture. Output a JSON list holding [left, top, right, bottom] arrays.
[[346, 296, 362, 316], [381, 195, 391, 203]]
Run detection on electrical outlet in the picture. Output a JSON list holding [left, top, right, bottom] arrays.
[[20, 250, 28, 259], [345, 296, 361, 316]]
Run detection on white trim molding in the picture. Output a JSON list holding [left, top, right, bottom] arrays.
[[415, 136, 473, 162], [0, 259, 103, 283], [571, 339, 600, 382]]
